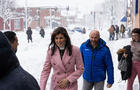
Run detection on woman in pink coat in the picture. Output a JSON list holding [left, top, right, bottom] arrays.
[[40, 27, 84, 90]]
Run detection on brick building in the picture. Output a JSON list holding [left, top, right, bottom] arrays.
[[131, 0, 140, 28], [0, 6, 76, 31]]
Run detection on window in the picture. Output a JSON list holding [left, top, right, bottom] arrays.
[[14, 19, 20, 29]]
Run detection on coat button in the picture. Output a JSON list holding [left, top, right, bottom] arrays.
[[53, 63, 56, 65], [57, 72, 60, 75]]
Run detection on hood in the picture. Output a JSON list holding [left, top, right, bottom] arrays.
[[85, 38, 106, 49], [0, 31, 19, 78]]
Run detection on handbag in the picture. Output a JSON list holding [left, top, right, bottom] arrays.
[[118, 56, 127, 71]]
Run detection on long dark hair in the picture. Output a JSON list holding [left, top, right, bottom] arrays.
[[49, 27, 72, 56], [131, 28, 140, 35]]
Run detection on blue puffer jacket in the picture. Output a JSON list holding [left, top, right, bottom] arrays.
[[80, 38, 114, 84]]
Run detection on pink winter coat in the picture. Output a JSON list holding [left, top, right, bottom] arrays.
[[40, 46, 84, 90]]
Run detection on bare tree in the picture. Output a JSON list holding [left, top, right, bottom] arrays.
[[0, 0, 16, 30]]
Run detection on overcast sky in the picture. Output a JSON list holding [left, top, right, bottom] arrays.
[[16, 0, 104, 14]]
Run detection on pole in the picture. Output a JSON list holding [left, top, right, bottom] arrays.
[[49, 8, 52, 29], [111, 5, 113, 25], [1, 0, 3, 30], [94, 11, 96, 29], [126, 0, 128, 29], [67, 9, 68, 27], [66, 6, 69, 27], [25, 0, 28, 30]]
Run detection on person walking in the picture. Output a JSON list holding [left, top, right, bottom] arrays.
[[40, 27, 45, 38], [40, 27, 84, 90], [80, 30, 114, 90], [120, 24, 125, 38], [109, 25, 115, 40], [127, 28, 140, 90], [26, 27, 33, 43], [0, 31, 40, 90], [115, 25, 119, 40]]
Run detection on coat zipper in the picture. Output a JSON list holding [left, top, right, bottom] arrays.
[[91, 49, 96, 81]]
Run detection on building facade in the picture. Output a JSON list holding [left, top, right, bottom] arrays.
[[131, 0, 140, 28], [0, 6, 78, 31]]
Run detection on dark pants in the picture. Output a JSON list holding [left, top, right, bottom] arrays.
[[27, 36, 32, 43]]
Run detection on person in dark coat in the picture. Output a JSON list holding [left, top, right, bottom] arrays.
[[115, 25, 119, 40], [120, 24, 125, 38], [117, 45, 132, 80], [0, 31, 40, 90], [82, 27, 86, 34], [39, 27, 45, 38], [26, 27, 33, 43]]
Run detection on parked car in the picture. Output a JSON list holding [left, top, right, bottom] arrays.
[[72, 27, 83, 33]]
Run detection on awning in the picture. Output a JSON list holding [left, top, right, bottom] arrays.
[[120, 16, 127, 22]]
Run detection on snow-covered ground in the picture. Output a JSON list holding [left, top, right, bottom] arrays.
[[15, 28, 139, 90]]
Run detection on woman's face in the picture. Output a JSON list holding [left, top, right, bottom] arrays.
[[132, 33, 140, 42], [55, 33, 66, 48]]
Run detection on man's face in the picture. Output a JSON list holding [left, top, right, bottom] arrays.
[[132, 33, 140, 42], [89, 31, 100, 46], [11, 36, 19, 52]]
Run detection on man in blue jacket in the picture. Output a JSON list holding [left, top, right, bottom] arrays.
[[80, 30, 114, 90]]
